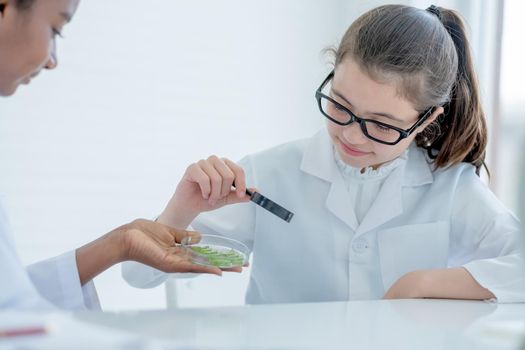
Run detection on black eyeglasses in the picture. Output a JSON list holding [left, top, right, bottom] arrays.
[[315, 71, 435, 146]]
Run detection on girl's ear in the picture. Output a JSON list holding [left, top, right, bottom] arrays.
[[416, 106, 444, 134]]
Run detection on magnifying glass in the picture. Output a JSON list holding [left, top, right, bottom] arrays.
[[237, 186, 294, 223]]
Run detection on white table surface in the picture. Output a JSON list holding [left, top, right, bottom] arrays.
[[1, 299, 524, 349]]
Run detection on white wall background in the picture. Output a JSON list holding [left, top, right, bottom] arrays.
[[0, 0, 520, 311], [0, 0, 339, 310], [499, 0, 525, 215]]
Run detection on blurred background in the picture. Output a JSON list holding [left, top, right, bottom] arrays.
[[0, 0, 523, 310]]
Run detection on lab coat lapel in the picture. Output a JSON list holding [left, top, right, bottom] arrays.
[[325, 172, 359, 231], [356, 165, 404, 235], [300, 129, 359, 231], [356, 143, 434, 235]]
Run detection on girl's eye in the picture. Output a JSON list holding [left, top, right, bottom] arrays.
[[373, 123, 392, 133]]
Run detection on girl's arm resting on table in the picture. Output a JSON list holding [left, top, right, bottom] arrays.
[[384, 267, 495, 300]]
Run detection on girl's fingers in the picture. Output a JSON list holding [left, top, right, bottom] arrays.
[[210, 156, 236, 198], [190, 156, 251, 206], [198, 159, 222, 203], [223, 158, 247, 198], [222, 191, 250, 206], [188, 163, 211, 200]]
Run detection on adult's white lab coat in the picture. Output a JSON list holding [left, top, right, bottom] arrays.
[[0, 197, 100, 310], [123, 129, 525, 303]]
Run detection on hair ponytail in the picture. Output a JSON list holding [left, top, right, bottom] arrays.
[[418, 7, 488, 175]]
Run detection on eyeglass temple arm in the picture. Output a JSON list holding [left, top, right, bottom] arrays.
[[407, 106, 437, 134]]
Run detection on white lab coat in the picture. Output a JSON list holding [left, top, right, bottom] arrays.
[[123, 129, 525, 303], [0, 197, 100, 310]]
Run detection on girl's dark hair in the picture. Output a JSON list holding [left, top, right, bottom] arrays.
[[331, 5, 488, 175]]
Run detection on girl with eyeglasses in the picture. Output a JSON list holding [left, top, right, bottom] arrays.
[[125, 5, 524, 303]]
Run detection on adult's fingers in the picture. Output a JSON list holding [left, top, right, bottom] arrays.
[[164, 227, 202, 245], [221, 266, 243, 273], [175, 260, 223, 276]]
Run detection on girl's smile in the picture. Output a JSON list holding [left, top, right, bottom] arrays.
[[338, 138, 371, 157]]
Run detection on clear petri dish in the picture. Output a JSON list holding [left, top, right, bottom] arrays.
[[181, 234, 249, 269]]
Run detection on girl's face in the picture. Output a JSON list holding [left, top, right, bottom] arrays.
[[0, 0, 79, 96], [325, 58, 442, 169]]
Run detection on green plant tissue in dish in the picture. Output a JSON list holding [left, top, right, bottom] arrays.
[[190, 245, 245, 268]]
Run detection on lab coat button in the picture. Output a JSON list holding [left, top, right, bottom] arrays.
[[352, 238, 368, 253]]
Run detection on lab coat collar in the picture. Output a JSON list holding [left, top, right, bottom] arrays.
[[402, 142, 434, 187], [300, 129, 434, 233], [299, 129, 335, 183], [300, 129, 359, 230]]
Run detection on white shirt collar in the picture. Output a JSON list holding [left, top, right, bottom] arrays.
[[300, 129, 434, 187]]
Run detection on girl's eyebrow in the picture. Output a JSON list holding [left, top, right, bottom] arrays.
[[331, 87, 404, 123]]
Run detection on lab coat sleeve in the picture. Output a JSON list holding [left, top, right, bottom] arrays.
[[0, 229, 54, 310], [449, 167, 525, 303], [26, 251, 101, 310], [0, 198, 92, 310], [122, 155, 257, 289]]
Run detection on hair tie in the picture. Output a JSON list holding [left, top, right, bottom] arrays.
[[426, 5, 442, 21]]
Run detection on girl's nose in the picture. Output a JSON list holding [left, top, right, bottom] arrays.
[[342, 121, 368, 144], [45, 42, 58, 70]]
